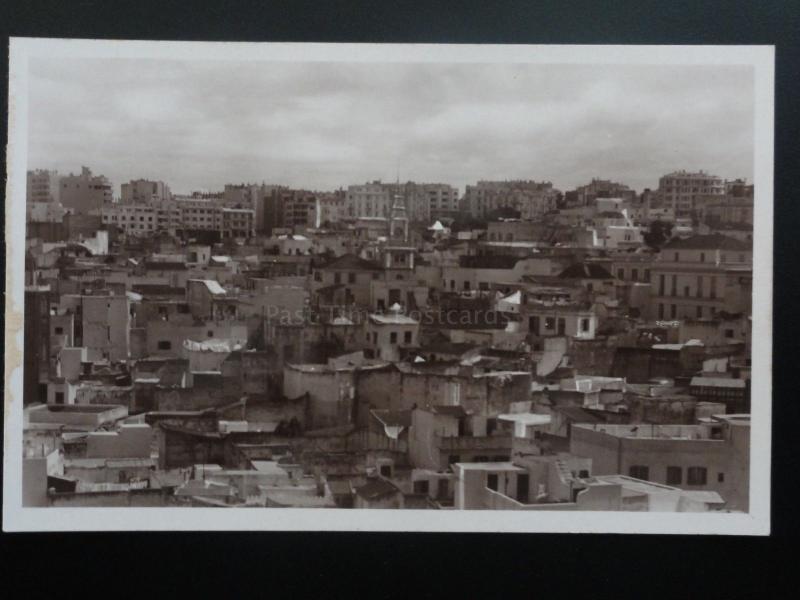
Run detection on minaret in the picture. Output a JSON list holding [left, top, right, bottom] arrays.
[[389, 177, 409, 243]]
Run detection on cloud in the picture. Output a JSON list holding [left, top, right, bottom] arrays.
[[26, 58, 754, 195]]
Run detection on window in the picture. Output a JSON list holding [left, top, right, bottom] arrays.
[[631, 269, 638, 281], [379, 465, 392, 477], [671, 274, 677, 296], [54, 391, 65, 404], [629, 465, 649, 480], [717, 472, 725, 483], [413, 480, 429, 494], [666, 466, 683, 485], [314, 271, 322, 282], [700, 252, 705, 263], [659, 274, 665, 295], [674, 252, 680, 262], [725, 329, 734, 338], [684, 285, 690, 297], [545, 317, 555, 330], [617, 268, 625, 280], [390, 332, 397, 344], [404, 331, 412, 344], [487, 473, 499, 491], [670, 304, 677, 319], [208, 330, 214, 338], [658, 303, 665, 320], [157, 340, 172, 350], [696, 306, 703, 319], [54, 327, 64, 335], [581, 318, 590, 332], [463, 281, 471, 291], [348, 272, 356, 284], [334, 272, 341, 284], [696, 275, 703, 298], [687, 467, 708, 485]]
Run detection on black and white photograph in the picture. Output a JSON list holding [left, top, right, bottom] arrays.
[[3, 39, 774, 534]]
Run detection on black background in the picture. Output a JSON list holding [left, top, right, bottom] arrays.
[[0, 1, 798, 596]]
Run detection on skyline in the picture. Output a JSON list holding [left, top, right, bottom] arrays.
[[28, 58, 754, 195]]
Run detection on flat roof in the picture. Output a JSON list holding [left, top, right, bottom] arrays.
[[455, 462, 523, 472], [498, 413, 551, 426], [691, 377, 746, 388], [573, 423, 725, 440]]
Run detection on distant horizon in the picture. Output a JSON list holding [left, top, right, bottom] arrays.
[[28, 58, 754, 196], [25, 165, 751, 199]]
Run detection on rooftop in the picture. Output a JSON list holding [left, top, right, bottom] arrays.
[[322, 253, 382, 271], [662, 234, 750, 251], [573, 423, 735, 440], [558, 262, 614, 280], [354, 478, 400, 500]]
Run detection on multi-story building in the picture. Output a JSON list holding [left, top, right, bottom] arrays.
[[221, 208, 255, 238], [570, 178, 636, 206], [725, 178, 754, 199], [649, 234, 752, 322], [318, 190, 347, 225], [657, 170, 725, 218], [121, 179, 172, 204], [462, 180, 560, 220], [59, 166, 113, 215], [101, 203, 182, 236], [27, 169, 62, 204], [175, 197, 224, 233], [404, 182, 460, 222], [27, 201, 66, 223], [24, 286, 51, 405], [570, 415, 750, 511], [58, 292, 131, 362], [283, 191, 319, 231], [345, 180, 460, 222], [346, 181, 393, 219], [223, 183, 263, 208], [101, 198, 253, 238]]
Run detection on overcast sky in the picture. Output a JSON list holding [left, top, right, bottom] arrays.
[[27, 58, 754, 196]]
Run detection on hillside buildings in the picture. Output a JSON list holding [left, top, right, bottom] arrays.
[[21, 164, 754, 512]]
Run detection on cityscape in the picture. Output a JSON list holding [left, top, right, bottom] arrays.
[[19, 56, 755, 513]]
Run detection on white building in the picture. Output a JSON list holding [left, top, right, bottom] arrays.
[[657, 170, 724, 218]]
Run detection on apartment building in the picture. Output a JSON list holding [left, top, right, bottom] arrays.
[[27, 169, 62, 204], [59, 167, 113, 215], [657, 170, 725, 218], [121, 179, 172, 204], [570, 415, 750, 511], [463, 180, 560, 220], [649, 234, 752, 321]]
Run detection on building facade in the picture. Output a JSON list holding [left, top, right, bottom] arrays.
[[657, 170, 725, 218], [59, 167, 113, 215]]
